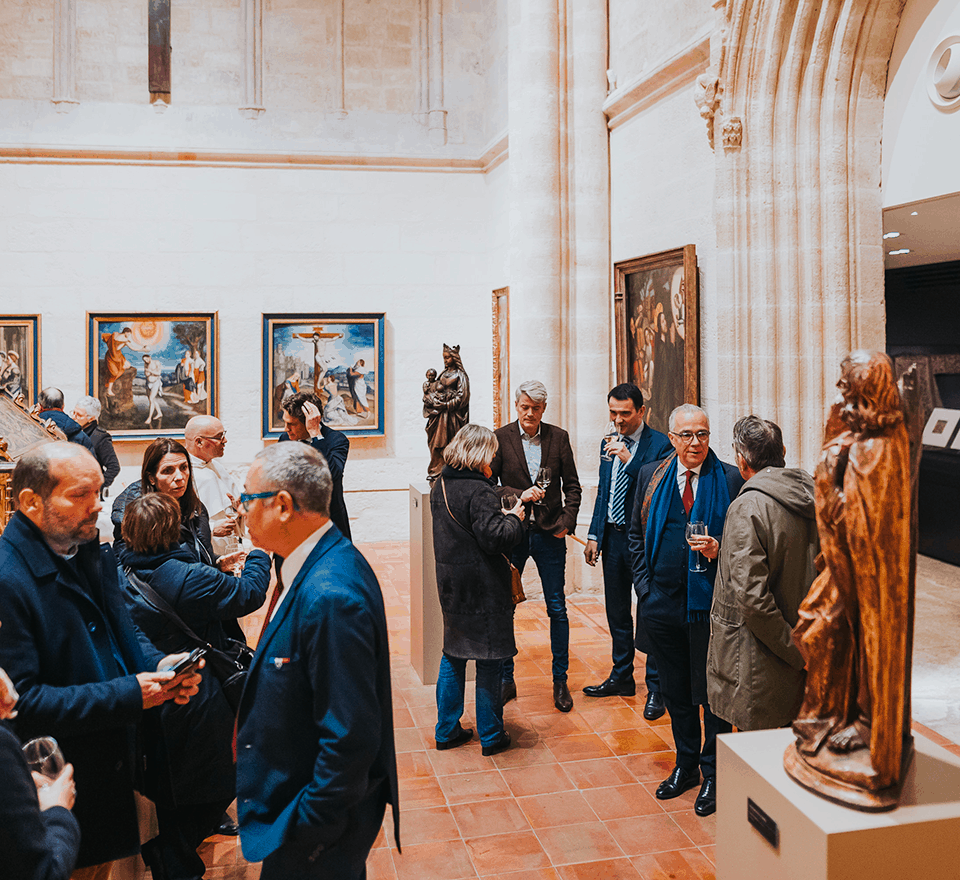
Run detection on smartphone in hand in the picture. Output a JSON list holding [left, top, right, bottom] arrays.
[[169, 647, 206, 677]]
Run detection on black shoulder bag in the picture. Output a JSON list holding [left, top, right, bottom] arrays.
[[123, 567, 254, 712]]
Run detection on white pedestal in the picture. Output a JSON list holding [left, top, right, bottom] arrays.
[[717, 729, 960, 879], [409, 482, 442, 686]]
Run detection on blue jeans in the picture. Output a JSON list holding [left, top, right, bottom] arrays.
[[435, 654, 505, 748], [502, 530, 568, 683]]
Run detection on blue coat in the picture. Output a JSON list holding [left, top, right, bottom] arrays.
[[119, 545, 271, 805], [0, 720, 81, 880], [39, 410, 95, 454], [236, 526, 399, 877], [587, 425, 671, 548], [0, 512, 165, 869], [279, 426, 351, 540]]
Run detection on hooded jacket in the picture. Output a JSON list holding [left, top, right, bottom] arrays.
[[707, 467, 819, 730]]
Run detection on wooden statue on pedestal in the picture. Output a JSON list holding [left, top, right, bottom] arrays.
[[784, 351, 921, 811], [423, 344, 470, 482]]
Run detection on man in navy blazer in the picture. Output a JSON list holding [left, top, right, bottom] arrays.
[[0, 443, 201, 875], [628, 405, 744, 818], [236, 442, 399, 880], [583, 384, 671, 716]]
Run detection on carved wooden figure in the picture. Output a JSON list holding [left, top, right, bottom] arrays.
[[423, 344, 470, 482], [784, 351, 920, 811]]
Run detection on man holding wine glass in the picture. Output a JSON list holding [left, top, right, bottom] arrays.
[[628, 405, 744, 817], [583, 384, 671, 718], [491, 381, 582, 713]]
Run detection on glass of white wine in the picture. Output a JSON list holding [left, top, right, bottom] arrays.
[[686, 521, 708, 572], [601, 422, 619, 461], [535, 467, 551, 507], [22, 736, 65, 780]]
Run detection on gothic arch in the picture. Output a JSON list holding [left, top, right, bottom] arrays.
[[710, 0, 905, 466]]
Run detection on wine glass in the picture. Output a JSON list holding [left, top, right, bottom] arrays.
[[601, 422, 619, 461], [686, 521, 708, 572], [501, 493, 519, 514], [22, 736, 65, 780], [224, 535, 244, 576], [535, 467, 551, 506]]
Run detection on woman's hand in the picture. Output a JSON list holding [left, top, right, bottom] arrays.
[[507, 498, 526, 521], [218, 550, 246, 573], [35, 763, 76, 812]]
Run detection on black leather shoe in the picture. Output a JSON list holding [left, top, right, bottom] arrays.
[[582, 676, 636, 697], [436, 724, 474, 750], [481, 731, 512, 756], [694, 777, 716, 816], [655, 765, 700, 800], [215, 820, 239, 836], [643, 690, 666, 721], [553, 680, 573, 712], [501, 681, 517, 705]]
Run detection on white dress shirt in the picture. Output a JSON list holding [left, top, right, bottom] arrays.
[[273, 520, 334, 622]]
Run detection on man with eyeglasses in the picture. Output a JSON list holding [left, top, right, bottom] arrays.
[[184, 416, 242, 556], [235, 443, 399, 880], [627, 404, 744, 817]]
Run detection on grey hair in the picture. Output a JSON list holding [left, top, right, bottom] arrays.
[[515, 380, 548, 407], [668, 404, 709, 432], [39, 387, 65, 410], [444, 423, 498, 471], [11, 442, 95, 505], [74, 395, 102, 419], [732, 415, 785, 471], [254, 442, 332, 516]]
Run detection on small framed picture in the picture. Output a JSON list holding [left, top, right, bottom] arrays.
[[263, 314, 385, 438], [922, 407, 960, 448], [0, 315, 41, 406], [87, 313, 217, 439]]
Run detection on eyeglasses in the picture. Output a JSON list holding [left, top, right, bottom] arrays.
[[670, 430, 710, 444], [238, 490, 300, 513], [199, 432, 226, 442], [238, 491, 279, 512]]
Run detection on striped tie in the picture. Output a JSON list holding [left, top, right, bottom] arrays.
[[609, 437, 634, 525]]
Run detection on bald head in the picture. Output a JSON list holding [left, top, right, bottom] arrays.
[[13, 442, 103, 555], [184, 416, 226, 461]]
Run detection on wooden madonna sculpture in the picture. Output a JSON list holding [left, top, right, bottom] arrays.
[[784, 351, 922, 811], [423, 344, 470, 482]]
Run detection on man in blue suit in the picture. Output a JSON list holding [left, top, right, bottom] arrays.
[[37, 387, 95, 454], [236, 443, 399, 880], [583, 384, 672, 717], [628, 404, 744, 818]]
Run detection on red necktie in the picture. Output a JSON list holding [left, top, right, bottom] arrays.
[[682, 469, 694, 516], [256, 571, 284, 646]]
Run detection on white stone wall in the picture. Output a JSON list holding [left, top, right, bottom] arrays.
[[0, 161, 500, 541]]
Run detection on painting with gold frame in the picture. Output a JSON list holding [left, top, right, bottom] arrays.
[[87, 313, 217, 438], [0, 315, 40, 406], [614, 245, 699, 435], [263, 313, 384, 438]]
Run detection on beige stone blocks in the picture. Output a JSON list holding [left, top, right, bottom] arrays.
[[0, 0, 54, 100]]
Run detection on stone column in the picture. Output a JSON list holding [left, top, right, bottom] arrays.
[[240, 0, 264, 119], [52, 0, 78, 113], [508, 0, 562, 406]]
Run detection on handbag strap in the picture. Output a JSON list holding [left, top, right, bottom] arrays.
[[440, 477, 514, 568], [123, 566, 214, 654]]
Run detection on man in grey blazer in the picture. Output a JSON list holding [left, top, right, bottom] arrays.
[[491, 381, 582, 713]]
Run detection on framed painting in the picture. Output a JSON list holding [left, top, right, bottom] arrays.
[[263, 313, 385, 438], [614, 245, 699, 435], [0, 315, 40, 406], [87, 313, 217, 439]]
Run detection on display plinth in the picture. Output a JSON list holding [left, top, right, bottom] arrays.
[[717, 729, 960, 879]]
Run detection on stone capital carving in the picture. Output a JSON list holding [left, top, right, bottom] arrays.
[[694, 72, 721, 149], [721, 116, 742, 150]]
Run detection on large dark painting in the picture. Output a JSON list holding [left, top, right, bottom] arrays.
[[0, 316, 40, 406], [615, 245, 699, 434]]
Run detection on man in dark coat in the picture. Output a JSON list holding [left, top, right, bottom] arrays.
[[583, 384, 672, 719], [0, 443, 202, 875], [280, 391, 351, 540], [37, 387, 95, 454], [72, 395, 121, 493], [236, 442, 399, 880], [628, 404, 744, 818], [491, 380, 582, 713]]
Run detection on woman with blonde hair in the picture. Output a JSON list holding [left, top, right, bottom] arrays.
[[430, 424, 525, 756]]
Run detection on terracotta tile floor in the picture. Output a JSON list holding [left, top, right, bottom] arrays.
[[152, 542, 959, 880]]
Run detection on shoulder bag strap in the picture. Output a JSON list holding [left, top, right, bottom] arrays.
[[441, 476, 513, 568], [123, 566, 213, 652]]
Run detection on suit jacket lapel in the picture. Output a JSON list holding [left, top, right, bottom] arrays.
[[504, 422, 533, 488]]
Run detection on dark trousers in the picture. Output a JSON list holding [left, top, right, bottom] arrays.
[[502, 530, 568, 682], [641, 602, 731, 778], [146, 798, 231, 880], [601, 525, 659, 691]]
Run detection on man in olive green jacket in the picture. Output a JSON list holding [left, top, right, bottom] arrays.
[[707, 416, 819, 730]]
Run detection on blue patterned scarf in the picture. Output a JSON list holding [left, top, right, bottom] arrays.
[[644, 448, 732, 622]]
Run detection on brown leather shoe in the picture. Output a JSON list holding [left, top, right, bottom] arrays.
[[553, 680, 573, 712]]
